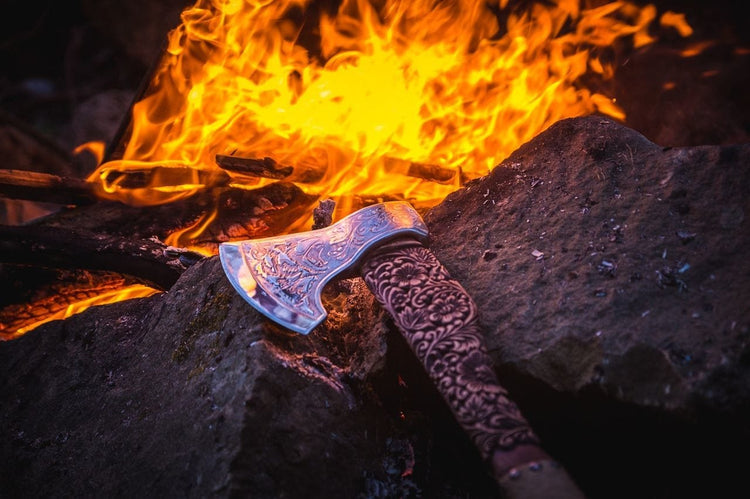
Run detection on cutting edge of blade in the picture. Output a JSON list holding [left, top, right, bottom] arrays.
[[218, 242, 320, 335]]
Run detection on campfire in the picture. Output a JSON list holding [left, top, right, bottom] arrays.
[[91, 0, 667, 213], [1, 1, 749, 497], [0, 0, 698, 338]]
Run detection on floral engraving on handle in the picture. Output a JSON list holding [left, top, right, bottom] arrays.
[[361, 241, 540, 460]]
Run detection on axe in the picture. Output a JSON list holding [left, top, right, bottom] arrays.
[[219, 201, 585, 498]]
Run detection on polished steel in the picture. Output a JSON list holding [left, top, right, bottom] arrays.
[[219, 201, 428, 334]]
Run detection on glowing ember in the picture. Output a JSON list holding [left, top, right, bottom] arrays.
[[1, 280, 158, 341], [88, 0, 689, 245]]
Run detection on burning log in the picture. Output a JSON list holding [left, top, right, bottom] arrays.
[[0, 169, 98, 205], [216, 154, 461, 186], [215, 154, 294, 179], [0, 224, 203, 290], [215, 153, 327, 185], [0, 271, 156, 340], [382, 157, 459, 185], [96, 164, 231, 192]]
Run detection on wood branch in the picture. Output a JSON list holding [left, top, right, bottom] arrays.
[[216, 154, 327, 184], [216, 153, 459, 186], [0, 169, 97, 205], [100, 165, 231, 190], [406, 161, 459, 184], [0, 225, 204, 290], [215, 154, 293, 179], [382, 157, 458, 184]]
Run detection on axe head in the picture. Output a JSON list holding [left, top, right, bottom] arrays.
[[219, 201, 428, 334]]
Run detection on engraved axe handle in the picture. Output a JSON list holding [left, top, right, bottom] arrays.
[[361, 237, 585, 498]]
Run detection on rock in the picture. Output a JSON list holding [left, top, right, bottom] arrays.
[[425, 115, 750, 498], [427, 116, 750, 416]]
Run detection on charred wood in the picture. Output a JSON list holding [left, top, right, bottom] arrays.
[[215, 154, 294, 180], [382, 157, 459, 184], [190, 183, 318, 250], [0, 270, 149, 340], [216, 154, 323, 184], [100, 165, 231, 190], [0, 169, 98, 205], [216, 153, 462, 186], [312, 199, 335, 230], [0, 224, 203, 290]]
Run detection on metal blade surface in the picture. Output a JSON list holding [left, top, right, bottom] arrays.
[[219, 201, 428, 334]]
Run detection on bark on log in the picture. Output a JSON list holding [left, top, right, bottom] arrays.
[[382, 157, 458, 184], [215, 154, 294, 180], [0, 169, 97, 205], [0, 224, 203, 290]]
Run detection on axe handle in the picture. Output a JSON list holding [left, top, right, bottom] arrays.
[[361, 238, 585, 498]]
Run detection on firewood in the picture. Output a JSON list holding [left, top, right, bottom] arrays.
[[0, 169, 97, 205], [98, 165, 231, 190], [0, 271, 151, 340], [382, 157, 458, 184], [215, 154, 294, 179], [0, 224, 203, 290], [216, 153, 459, 186]]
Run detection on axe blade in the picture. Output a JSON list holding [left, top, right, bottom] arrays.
[[218, 201, 428, 334], [219, 241, 321, 334]]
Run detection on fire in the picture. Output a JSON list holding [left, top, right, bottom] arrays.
[[1, 281, 158, 341], [3, 0, 694, 339], [88, 0, 687, 246]]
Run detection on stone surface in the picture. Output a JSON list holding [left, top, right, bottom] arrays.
[[427, 116, 750, 418], [0, 258, 411, 498], [424, 116, 750, 498]]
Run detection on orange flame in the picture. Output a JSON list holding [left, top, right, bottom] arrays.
[[86, 0, 684, 246], [73, 140, 107, 165], [1, 284, 158, 340], [659, 11, 693, 38], [6, 1, 695, 339]]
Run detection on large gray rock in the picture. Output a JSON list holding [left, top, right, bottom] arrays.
[[427, 116, 750, 418], [424, 116, 750, 498], [0, 259, 407, 498]]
